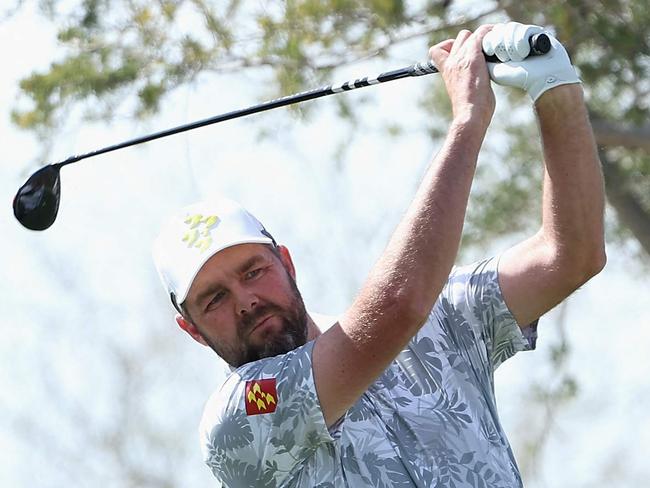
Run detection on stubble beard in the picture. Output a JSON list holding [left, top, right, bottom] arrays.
[[201, 276, 309, 368]]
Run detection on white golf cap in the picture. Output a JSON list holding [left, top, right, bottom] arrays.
[[152, 197, 275, 308]]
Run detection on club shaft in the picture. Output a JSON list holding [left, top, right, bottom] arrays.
[[53, 32, 549, 169], [55, 61, 439, 169]]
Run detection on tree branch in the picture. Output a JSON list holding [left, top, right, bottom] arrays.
[[591, 117, 650, 151], [311, 6, 502, 70], [600, 149, 650, 257]]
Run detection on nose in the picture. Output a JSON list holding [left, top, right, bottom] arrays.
[[235, 286, 259, 316]]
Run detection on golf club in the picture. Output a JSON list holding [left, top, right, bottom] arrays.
[[13, 33, 550, 231]]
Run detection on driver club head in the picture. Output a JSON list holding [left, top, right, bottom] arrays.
[[13, 164, 62, 231]]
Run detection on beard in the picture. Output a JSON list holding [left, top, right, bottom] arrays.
[[200, 275, 309, 368]]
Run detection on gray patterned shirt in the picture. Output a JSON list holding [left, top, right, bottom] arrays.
[[199, 257, 538, 487]]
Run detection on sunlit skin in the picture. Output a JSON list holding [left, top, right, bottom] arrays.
[[176, 243, 322, 367]]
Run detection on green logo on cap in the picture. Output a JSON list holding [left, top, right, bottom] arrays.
[[182, 214, 220, 253]]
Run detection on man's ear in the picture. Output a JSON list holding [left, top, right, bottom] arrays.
[[176, 313, 209, 346], [276, 244, 296, 280]]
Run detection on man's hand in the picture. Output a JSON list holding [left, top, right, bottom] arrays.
[[429, 25, 495, 130], [482, 22, 581, 102]]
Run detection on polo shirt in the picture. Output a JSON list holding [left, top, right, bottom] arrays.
[[200, 257, 537, 487]]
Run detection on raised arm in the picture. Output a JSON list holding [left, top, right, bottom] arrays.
[[312, 26, 495, 427], [481, 24, 607, 326], [499, 84, 606, 326]]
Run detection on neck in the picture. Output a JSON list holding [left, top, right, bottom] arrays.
[[306, 314, 323, 341]]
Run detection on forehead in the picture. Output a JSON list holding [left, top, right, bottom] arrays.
[[186, 243, 275, 299]]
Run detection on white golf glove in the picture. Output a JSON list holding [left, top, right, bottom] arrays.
[[482, 22, 581, 102]]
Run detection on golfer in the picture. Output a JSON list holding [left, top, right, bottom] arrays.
[[153, 22, 605, 487]]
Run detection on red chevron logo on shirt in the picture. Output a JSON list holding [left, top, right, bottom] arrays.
[[245, 379, 278, 415]]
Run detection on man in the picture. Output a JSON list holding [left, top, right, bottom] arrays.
[[153, 22, 605, 488]]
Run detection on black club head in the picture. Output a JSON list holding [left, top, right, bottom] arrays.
[[13, 164, 62, 231]]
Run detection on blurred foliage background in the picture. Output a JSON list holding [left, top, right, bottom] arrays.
[[10, 0, 650, 259], [3, 1, 649, 486]]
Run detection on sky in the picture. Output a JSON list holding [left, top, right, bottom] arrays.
[[1, 3, 649, 487]]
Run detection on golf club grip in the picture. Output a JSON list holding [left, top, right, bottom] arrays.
[[403, 33, 551, 79], [484, 32, 550, 63]]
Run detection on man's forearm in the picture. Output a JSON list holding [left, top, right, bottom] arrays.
[[365, 117, 486, 320], [312, 27, 495, 428], [316, 116, 487, 425], [325, 117, 485, 412], [535, 85, 607, 272]]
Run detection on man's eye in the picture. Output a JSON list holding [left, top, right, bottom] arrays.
[[245, 268, 263, 280], [208, 291, 226, 308]]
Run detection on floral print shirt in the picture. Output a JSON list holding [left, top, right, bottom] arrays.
[[199, 257, 538, 487]]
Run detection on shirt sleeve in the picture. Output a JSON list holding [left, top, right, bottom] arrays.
[[433, 255, 538, 373], [198, 340, 334, 488]]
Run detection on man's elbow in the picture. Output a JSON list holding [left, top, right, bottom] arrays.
[[547, 236, 606, 289], [388, 288, 436, 331], [569, 245, 607, 287], [584, 246, 607, 279]]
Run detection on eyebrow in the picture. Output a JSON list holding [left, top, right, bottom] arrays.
[[236, 254, 268, 275], [194, 282, 225, 310], [193, 254, 270, 308]]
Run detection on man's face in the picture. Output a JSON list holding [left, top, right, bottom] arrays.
[[181, 243, 308, 367]]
